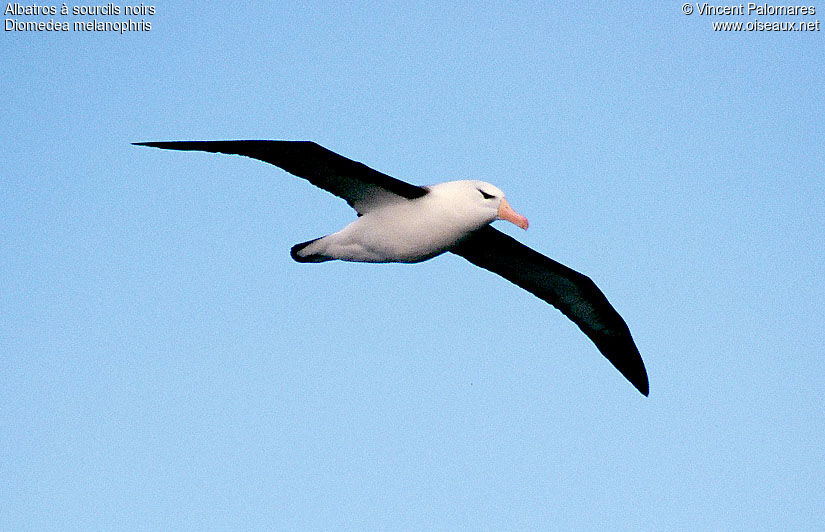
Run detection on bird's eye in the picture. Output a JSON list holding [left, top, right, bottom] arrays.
[[477, 188, 495, 200]]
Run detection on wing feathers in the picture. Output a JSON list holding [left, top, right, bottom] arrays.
[[134, 140, 648, 395], [451, 226, 649, 396], [133, 140, 428, 214]]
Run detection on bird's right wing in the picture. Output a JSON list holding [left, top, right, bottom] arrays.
[[133, 140, 429, 215], [451, 225, 649, 396]]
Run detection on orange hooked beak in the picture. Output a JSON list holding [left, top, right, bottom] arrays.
[[497, 198, 529, 230]]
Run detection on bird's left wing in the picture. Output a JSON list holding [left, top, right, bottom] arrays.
[[133, 140, 428, 215], [451, 225, 649, 396]]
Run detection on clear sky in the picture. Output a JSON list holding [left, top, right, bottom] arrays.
[[2, 2, 824, 529]]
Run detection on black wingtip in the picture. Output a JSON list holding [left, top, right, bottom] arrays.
[[626, 360, 649, 397], [626, 363, 649, 396], [132, 141, 197, 148], [637, 375, 650, 397], [619, 356, 649, 397], [591, 331, 649, 397], [133, 141, 170, 148], [132, 142, 165, 149], [613, 365, 648, 396]]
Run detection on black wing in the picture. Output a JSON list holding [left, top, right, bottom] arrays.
[[451, 225, 649, 396], [133, 140, 428, 215]]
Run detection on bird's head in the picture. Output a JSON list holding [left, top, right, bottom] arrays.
[[468, 180, 529, 230], [424, 180, 529, 233]]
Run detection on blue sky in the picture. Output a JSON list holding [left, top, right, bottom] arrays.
[[3, 2, 824, 529]]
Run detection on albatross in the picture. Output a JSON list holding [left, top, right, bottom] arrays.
[[134, 140, 649, 396]]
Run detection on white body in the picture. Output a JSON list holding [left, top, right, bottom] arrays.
[[295, 180, 515, 263]]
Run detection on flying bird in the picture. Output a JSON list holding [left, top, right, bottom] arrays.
[[133, 140, 649, 396]]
